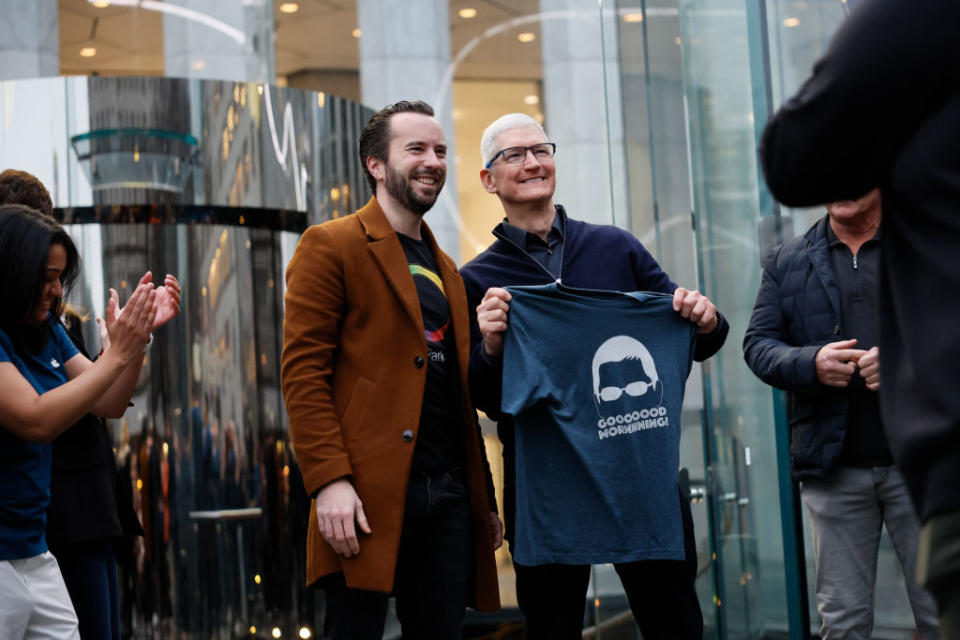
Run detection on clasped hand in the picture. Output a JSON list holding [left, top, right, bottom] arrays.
[[815, 339, 880, 390]]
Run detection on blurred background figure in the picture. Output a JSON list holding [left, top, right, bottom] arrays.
[[759, 0, 960, 635]]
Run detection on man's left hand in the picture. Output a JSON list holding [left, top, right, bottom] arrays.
[[673, 287, 718, 334], [858, 346, 880, 390], [489, 512, 503, 551]]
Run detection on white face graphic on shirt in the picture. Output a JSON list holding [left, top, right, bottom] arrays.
[[591, 335, 664, 418]]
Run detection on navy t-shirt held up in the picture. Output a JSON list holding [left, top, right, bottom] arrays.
[[502, 284, 696, 565]]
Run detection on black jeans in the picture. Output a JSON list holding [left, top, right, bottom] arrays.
[[322, 469, 473, 640], [515, 488, 702, 640]]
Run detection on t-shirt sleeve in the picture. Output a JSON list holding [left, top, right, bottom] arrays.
[[0, 336, 11, 363], [51, 321, 80, 362], [500, 289, 551, 415]]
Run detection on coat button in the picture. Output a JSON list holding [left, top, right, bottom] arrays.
[[414, 356, 425, 368], [401, 429, 415, 443]]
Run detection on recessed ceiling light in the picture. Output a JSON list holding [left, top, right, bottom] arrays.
[[192, 60, 206, 70], [675, 36, 682, 45], [523, 94, 539, 105], [279, 2, 299, 13], [91, 0, 110, 7], [783, 17, 800, 27], [79, 47, 98, 57], [459, 8, 477, 18], [352, 28, 362, 38], [517, 32, 536, 43], [623, 13, 643, 23]]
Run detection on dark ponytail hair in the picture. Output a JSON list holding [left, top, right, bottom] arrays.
[[0, 204, 80, 352]]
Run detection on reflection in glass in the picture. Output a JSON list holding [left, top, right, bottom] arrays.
[[63, 223, 316, 638]]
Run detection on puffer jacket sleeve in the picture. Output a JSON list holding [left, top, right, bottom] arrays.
[[743, 245, 821, 391]]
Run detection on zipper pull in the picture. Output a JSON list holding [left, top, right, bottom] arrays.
[[853, 255, 858, 270]]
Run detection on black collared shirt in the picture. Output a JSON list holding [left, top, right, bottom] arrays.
[[499, 210, 564, 279], [826, 222, 891, 467]]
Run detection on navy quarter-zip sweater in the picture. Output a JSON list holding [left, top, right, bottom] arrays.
[[460, 206, 729, 542]]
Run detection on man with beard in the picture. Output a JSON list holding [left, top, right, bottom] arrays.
[[281, 100, 501, 640]]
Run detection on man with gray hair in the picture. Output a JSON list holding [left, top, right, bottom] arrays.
[[460, 113, 729, 639]]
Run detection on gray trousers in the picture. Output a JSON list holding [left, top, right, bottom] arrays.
[[801, 466, 940, 639]]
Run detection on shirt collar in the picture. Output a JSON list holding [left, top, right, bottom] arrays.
[[498, 205, 565, 250], [826, 219, 881, 249]]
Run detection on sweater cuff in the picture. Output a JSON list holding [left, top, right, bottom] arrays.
[[478, 340, 503, 366]]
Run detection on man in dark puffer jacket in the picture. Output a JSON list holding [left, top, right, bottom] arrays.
[[744, 191, 937, 639]]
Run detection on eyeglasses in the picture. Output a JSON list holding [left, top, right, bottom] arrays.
[[598, 381, 652, 402], [485, 142, 557, 169]]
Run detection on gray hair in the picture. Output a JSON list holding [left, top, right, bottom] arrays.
[[480, 113, 548, 167]]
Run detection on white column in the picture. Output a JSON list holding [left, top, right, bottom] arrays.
[[540, 0, 629, 228], [163, 0, 274, 83], [357, 0, 459, 261], [0, 0, 58, 80]]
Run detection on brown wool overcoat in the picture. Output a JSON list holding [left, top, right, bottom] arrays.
[[281, 197, 500, 611]]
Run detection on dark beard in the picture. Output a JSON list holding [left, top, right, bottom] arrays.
[[385, 165, 442, 215]]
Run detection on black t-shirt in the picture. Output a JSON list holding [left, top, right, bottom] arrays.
[[397, 233, 465, 475]]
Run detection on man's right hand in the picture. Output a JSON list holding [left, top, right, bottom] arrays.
[[477, 287, 512, 357], [315, 478, 371, 558], [815, 338, 867, 387]]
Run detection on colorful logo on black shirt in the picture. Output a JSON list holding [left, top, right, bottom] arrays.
[[408, 264, 450, 343]]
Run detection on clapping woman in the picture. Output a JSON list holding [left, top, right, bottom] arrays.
[[0, 203, 170, 638]]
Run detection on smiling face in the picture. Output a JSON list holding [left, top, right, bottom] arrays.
[[370, 112, 447, 216], [32, 242, 67, 323], [480, 125, 556, 207]]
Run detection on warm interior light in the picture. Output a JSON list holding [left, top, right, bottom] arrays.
[[279, 2, 299, 13], [298, 627, 312, 639], [79, 47, 98, 58], [523, 94, 539, 105], [352, 28, 362, 38], [192, 60, 206, 70], [623, 13, 643, 22], [783, 17, 800, 27], [459, 8, 477, 18], [91, 0, 111, 7], [271, 628, 281, 639], [517, 32, 536, 43]]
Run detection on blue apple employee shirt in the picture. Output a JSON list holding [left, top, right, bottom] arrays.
[[501, 283, 697, 565], [0, 317, 79, 559]]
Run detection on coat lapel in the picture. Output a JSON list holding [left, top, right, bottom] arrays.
[[358, 198, 424, 332]]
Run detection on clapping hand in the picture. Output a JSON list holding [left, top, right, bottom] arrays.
[[97, 271, 181, 352]]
